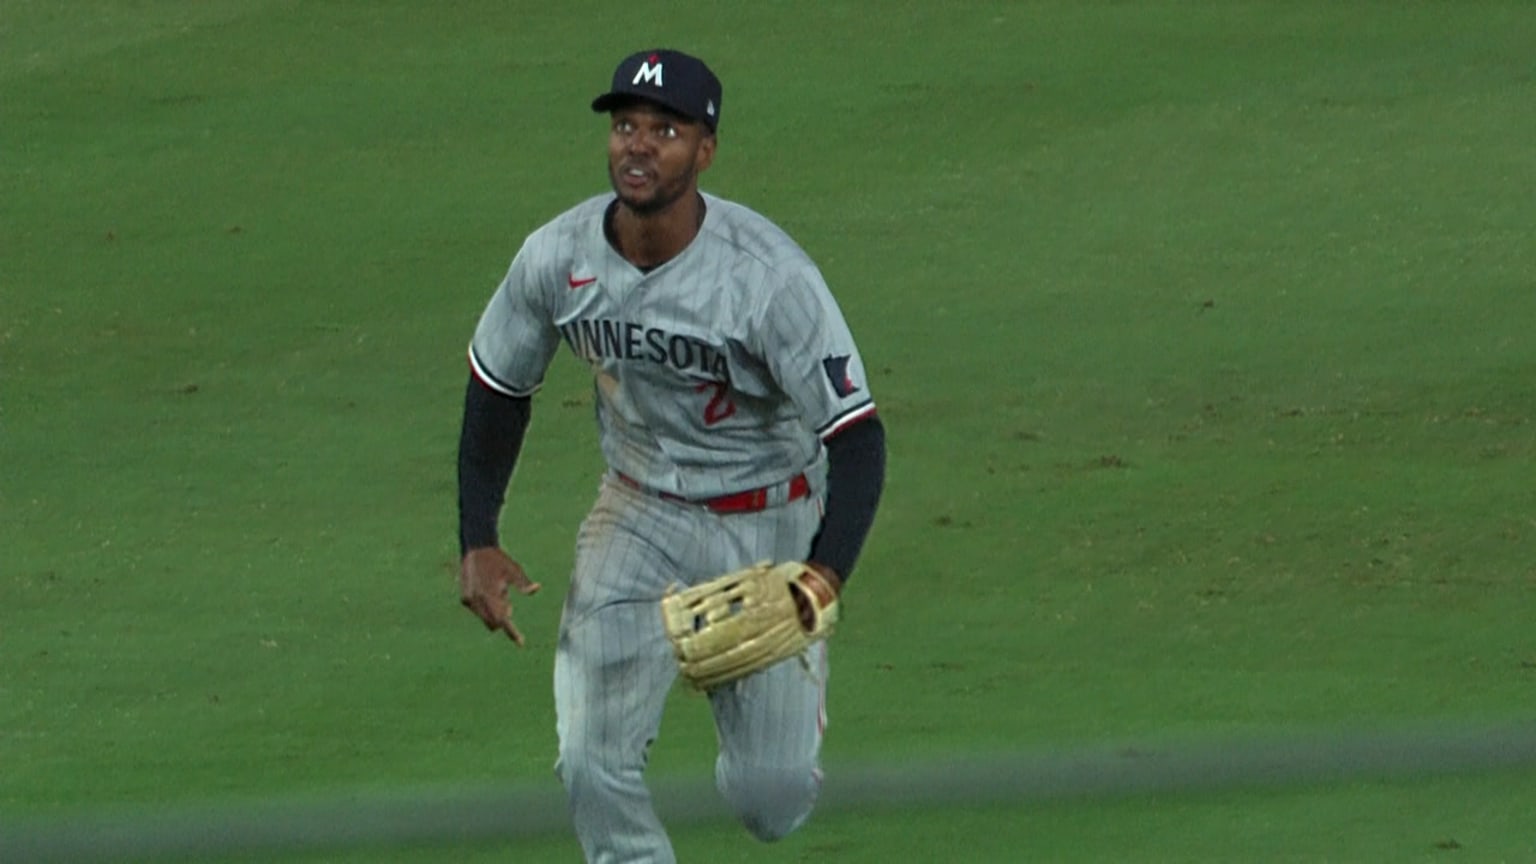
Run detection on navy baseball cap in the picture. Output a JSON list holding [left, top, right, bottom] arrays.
[[591, 49, 722, 132]]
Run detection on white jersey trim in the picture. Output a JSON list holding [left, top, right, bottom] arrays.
[[817, 400, 877, 440], [468, 344, 541, 398]]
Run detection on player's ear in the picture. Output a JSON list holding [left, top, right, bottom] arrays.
[[696, 132, 717, 172]]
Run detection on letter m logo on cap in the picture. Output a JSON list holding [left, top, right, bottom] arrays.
[[632, 56, 664, 87]]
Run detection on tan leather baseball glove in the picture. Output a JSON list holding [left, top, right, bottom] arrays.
[[660, 560, 839, 691]]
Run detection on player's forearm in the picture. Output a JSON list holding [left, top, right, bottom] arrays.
[[808, 415, 886, 584], [457, 375, 532, 555]]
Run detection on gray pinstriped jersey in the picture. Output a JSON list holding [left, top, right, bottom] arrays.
[[470, 191, 876, 499]]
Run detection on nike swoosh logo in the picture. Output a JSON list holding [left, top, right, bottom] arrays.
[[568, 274, 598, 289]]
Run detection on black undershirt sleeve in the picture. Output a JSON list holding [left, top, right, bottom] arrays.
[[807, 415, 886, 584], [457, 374, 532, 555]]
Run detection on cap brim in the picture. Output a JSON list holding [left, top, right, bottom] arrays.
[[590, 91, 708, 127], [592, 91, 680, 115], [590, 92, 636, 113]]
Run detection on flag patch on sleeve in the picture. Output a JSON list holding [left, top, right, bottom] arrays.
[[822, 354, 861, 398]]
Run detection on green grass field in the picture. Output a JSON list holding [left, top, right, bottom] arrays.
[[4, 1, 1534, 861]]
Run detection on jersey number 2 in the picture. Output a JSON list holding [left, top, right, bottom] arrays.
[[695, 381, 737, 426]]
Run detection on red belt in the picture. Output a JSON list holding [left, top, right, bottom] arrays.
[[616, 472, 811, 514]]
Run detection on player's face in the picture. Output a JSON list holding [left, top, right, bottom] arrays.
[[607, 104, 716, 216]]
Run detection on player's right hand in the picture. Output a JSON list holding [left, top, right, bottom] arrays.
[[459, 547, 542, 647]]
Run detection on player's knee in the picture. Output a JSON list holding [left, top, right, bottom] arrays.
[[555, 736, 625, 801], [716, 759, 820, 842]]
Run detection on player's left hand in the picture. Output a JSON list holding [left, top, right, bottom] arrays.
[[797, 563, 842, 630], [459, 547, 542, 647], [660, 560, 841, 691]]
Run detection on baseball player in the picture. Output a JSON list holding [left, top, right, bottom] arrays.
[[455, 48, 886, 863]]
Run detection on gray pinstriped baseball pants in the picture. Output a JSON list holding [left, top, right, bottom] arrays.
[[554, 472, 830, 864]]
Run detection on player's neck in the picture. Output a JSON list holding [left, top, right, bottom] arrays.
[[610, 192, 706, 270]]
